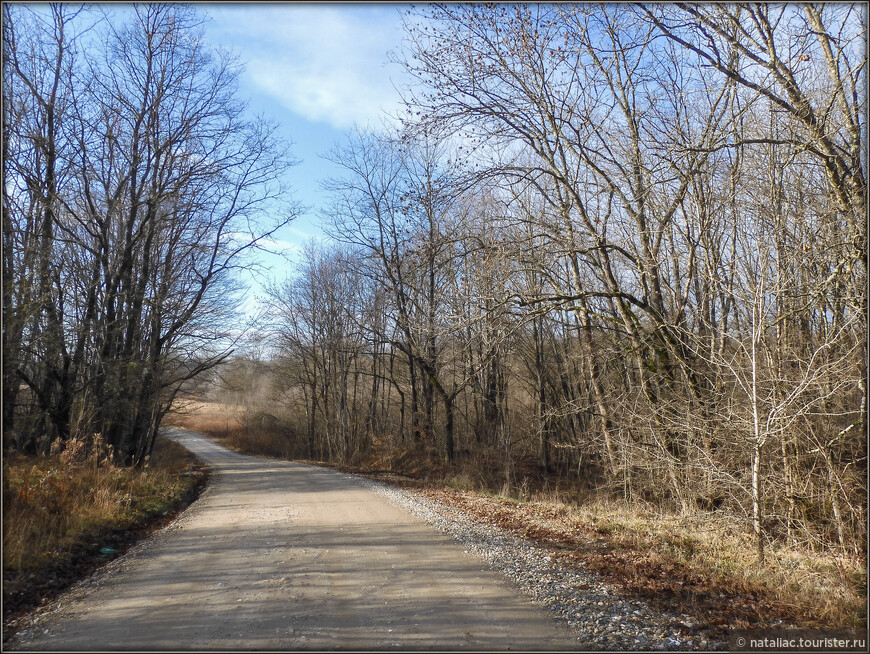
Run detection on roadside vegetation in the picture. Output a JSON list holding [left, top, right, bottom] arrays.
[[164, 2, 865, 638], [4, 0, 865, 645], [2, 436, 208, 638], [3, 4, 283, 637], [168, 399, 866, 634], [3, 4, 296, 467]]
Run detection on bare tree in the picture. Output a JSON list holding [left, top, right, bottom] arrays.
[[645, 4, 865, 237], [385, 2, 865, 546], [3, 3, 89, 452], [323, 126, 468, 461], [3, 4, 298, 464]]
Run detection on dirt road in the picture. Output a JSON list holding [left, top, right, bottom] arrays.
[[9, 428, 578, 650]]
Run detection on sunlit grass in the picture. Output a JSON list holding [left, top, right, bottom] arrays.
[[3, 437, 202, 575], [589, 501, 863, 625], [165, 399, 296, 460], [165, 399, 867, 630], [453, 491, 867, 629]]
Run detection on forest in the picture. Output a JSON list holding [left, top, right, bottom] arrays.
[[4, 3, 866, 562], [3, 4, 297, 465]]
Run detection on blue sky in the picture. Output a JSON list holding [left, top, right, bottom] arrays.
[[199, 3, 412, 308]]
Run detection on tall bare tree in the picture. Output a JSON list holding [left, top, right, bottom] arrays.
[[3, 4, 298, 464]]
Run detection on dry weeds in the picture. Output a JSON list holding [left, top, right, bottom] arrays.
[[409, 487, 866, 633], [163, 400, 868, 633], [3, 436, 208, 635], [164, 400, 296, 460]]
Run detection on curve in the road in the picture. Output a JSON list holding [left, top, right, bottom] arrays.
[[9, 428, 578, 651]]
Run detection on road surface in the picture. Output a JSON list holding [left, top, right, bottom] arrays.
[[9, 428, 578, 650]]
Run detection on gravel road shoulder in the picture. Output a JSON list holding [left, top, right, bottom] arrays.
[[8, 428, 729, 651], [354, 475, 728, 651], [7, 429, 579, 651]]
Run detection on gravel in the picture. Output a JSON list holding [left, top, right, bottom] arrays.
[[8, 453, 728, 651], [356, 475, 728, 651]]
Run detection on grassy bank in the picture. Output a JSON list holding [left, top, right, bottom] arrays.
[[413, 486, 866, 633], [3, 436, 209, 637], [167, 400, 866, 633], [166, 399, 294, 459]]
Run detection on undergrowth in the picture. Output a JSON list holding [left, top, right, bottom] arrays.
[[165, 400, 296, 460], [3, 435, 208, 635], [167, 399, 867, 633], [426, 489, 866, 632]]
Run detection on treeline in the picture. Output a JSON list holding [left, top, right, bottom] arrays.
[[251, 4, 865, 557], [2, 5, 296, 464]]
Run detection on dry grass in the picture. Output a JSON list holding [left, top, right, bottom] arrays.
[[414, 487, 866, 632], [163, 399, 867, 633], [165, 399, 245, 439], [3, 435, 207, 626], [3, 437, 201, 572], [567, 498, 866, 629], [165, 399, 298, 460], [573, 504, 867, 628]]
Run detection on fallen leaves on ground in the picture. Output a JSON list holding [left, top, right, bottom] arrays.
[[404, 485, 830, 638]]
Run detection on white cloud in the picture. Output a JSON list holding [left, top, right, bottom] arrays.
[[284, 225, 317, 241], [261, 237, 302, 254], [206, 5, 408, 130]]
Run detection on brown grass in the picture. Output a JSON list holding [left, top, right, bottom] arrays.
[[165, 399, 245, 439], [320, 458, 865, 632], [165, 399, 298, 460], [164, 399, 867, 633], [410, 487, 867, 633], [3, 435, 208, 632]]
